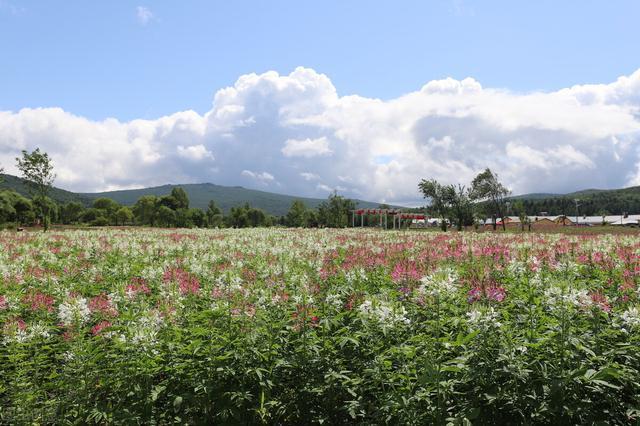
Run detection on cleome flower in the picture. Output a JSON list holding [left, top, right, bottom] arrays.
[[358, 299, 410, 326], [58, 295, 91, 326], [466, 306, 502, 331], [621, 306, 640, 330], [418, 267, 459, 299]]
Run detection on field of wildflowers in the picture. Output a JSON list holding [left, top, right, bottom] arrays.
[[1, 228, 639, 424]]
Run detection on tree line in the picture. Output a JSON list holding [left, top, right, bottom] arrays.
[[0, 149, 358, 230], [419, 168, 515, 231]]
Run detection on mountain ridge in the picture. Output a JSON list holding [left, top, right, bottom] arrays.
[[0, 174, 399, 216]]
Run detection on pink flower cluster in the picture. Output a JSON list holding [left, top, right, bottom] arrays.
[[163, 268, 201, 295]]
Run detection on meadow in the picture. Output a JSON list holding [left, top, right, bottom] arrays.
[[1, 228, 639, 424]]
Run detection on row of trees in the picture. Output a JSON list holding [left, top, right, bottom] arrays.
[[419, 168, 512, 231], [0, 149, 359, 230]]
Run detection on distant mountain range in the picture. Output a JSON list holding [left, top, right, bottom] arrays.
[[0, 174, 398, 216], [511, 186, 640, 216]]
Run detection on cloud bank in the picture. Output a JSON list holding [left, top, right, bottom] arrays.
[[1, 67, 640, 204]]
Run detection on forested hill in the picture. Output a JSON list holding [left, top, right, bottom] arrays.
[[513, 186, 640, 215], [0, 174, 94, 205], [0, 174, 392, 216]]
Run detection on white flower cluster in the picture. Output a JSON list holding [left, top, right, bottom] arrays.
[[58, 296, 91, 325], [129, 311, 165, 347], [543, 285, 591, 311], [418, 267, 459, 299], [2, 321, 51, 345], [358, 299, 410, 326], [324, 293, 344, 309], [621, 307, 640, 330], [467, 307, 502, 331]]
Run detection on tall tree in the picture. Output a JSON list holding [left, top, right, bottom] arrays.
[[470, 168, 511, 231], [317, 192, 355, 228], [60, 201, 84, 225], [286, 200, 307, 227], [133, 195, 159, 226], [16, 148, 56, 231], [171, 187, 189, 210], [206, 200, 224, 228], [448, 184, 474, 231], [418, 179, 452, 231], [115, 206, 134, 226]]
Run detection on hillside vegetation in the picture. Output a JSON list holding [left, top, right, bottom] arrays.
[[514, 186, 640, 216], [0, 174, 391, 216]]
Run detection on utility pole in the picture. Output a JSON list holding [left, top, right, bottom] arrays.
[[574, 199, 580, 226]]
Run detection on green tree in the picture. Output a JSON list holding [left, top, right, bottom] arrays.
[[80, 208, 107, 224], [448, 184, 474, 231], [171, 187, 189, 210], [470, 168, 511, 231], [93, 197, 120, 224], [60, 202, 84, 225], [133, 195, 159, 226], [157, 205, 176, 227], [418, 179, 452, 231], [0, 192, 16, 224], [206, 200, 224, 228], [16, 148, 56, 231], [187, 208, 206, 228], [286, 200, 307, 227], [317, 192, 355, 228], [115, 206, 134, 226], [158, 195, 179, 210]]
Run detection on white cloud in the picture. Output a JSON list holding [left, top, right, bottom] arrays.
[[1, 66, 640, 205], [177, 144, 214, 161], [136, 6, 154, 25], [281, 137, 333, 158], [241, 170, 275, 185]]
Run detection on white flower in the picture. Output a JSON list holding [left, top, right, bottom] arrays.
[[543, 285, 591, 311], [358, 299, 410, 326], [58, 296, 91, 325], [129, 310, 164, 347], [467, 307, 501, 331], [621, 307, 640, 329], [418, 267, 459, 298]]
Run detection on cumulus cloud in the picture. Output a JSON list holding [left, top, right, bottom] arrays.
[[177, 144, 214, 161], [282, 137, 333, 158], [241, 170, 275, 185], [1, 66, 640, 205]]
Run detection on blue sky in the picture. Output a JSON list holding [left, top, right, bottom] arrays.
[[2, 1, 639, 120], [1, 1, 640, 203]]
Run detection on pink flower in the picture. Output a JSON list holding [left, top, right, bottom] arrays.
[[486, 286, 506, 303], [23, 292, 55, 312], [590, 292, 611, 313], [88, 294, 118, 317], [91, 321, 112, 336], [467, 287, 482, 303], [391, 262, 421, 283], [0, 295, 7, 310]]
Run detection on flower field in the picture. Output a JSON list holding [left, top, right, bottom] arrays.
[[1, 228, 640, 424]]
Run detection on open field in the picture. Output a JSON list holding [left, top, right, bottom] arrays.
[[1, 228, 640, 424]]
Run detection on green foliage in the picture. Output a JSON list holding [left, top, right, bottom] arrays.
[[206, 200, 223, 228], [115, 206, 134, 225], [318, 192, 355, 228], [60, 201, 85, 224], [285, 200, 308, 227], [15, 148, 56, 231]]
